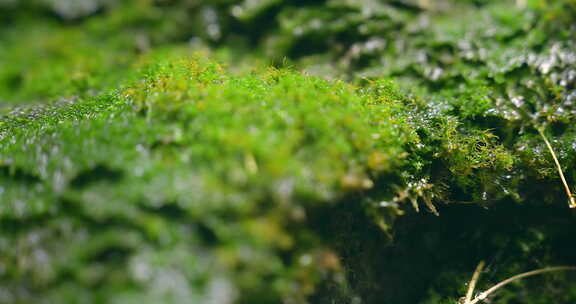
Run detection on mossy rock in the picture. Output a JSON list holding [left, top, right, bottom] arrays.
[[0, 55, 411, 303], [1, 1, 576, 303], [2, 53, 574, 303]]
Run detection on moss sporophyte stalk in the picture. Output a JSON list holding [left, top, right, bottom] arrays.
[[462, 263, 576, 304], [537, 127, 576, 209]]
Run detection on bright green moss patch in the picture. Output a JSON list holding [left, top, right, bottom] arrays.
[[0, 56, 414, 215], [2, 52, 571, 303], [0, 53, 527, 302], [0, 56, 416, 302]]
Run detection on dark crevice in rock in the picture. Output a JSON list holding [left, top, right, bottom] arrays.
[[310, 199, 576, 304]]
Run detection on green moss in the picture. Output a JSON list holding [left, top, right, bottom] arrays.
[[1, 1, 575, 303], [0, 21, 131, 105], [0, 55, 411, 302]]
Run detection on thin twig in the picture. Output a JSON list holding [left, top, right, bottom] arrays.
[[464, 261, 485, 304], [469, 266, 576, 304], [537, 128, 576, 208]]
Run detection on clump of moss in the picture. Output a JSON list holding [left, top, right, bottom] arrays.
[[0, 55, 405, 303], [0, 52, 524, 302]]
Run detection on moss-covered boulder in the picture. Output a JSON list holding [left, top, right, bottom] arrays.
[[0, 55, 414, 303], [1, 0, 575, 303]]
